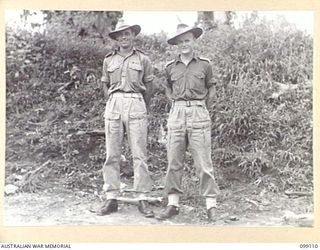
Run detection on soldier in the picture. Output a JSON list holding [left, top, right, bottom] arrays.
[[99, 20, 154, 218], [156, 24, 220, 221]]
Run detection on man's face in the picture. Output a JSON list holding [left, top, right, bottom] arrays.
[[115, 28, 135, 49], [176, 32, 196, 55]]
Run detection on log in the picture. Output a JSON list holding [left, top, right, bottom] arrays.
[[117, 197, 163, 206]]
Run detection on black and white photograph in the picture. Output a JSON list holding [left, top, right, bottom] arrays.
[[4, 9, 314, 228]]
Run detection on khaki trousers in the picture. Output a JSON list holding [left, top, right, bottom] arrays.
[[102, 92, 152, 195], [165, 100, 220, 198]]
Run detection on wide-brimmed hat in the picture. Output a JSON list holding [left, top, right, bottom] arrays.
[[167, 23, 203, 45], [108, 19, 141, 40]]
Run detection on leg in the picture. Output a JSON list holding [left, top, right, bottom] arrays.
[[102, 98, 124, 197], [100, 98, 124, 216], [157, 106, 186, 220], [127, 98, 152, 193], [165, 106, 187, 197], [188, 107, 220, 198], [127, 98, 154, 217], [188, 111, 220, 221]]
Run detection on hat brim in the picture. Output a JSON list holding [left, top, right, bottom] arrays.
[[167, 27, 203, 45], [109, 25, 141, 40]]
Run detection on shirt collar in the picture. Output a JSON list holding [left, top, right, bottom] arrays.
[[175, 53, 199, 64], [114, 46, 137, 56]]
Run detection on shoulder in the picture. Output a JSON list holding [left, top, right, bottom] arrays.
[[136, 48, 148, 55], [198, 57, 211, 63], [103, 51, 115, 63], [165, 59, 175, 68], [105, 51, 115, 58], [136, 49, 151, 59], [135, 49, 152, 63]]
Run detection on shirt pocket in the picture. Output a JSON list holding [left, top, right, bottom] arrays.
[[171, 72, 184, 82], [128, 62, 143, 83], [188, 71, 206, 91], [171, 72, 184, 93], [107, 65, 121, 84]]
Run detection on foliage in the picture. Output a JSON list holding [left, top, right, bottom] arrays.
[[6, 11, 122, 87], [5, 12, 313, 196], [198, 16, 313, 192]]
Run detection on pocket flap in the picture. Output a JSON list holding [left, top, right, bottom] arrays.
[[106, 113, 121, 120], [171, 73, 184, 81], [168, 122, 183, 130], [129, 63, 143, 71], [192, 121, 211, 129], [107, 65, 120, 72], [129, 112, 146, 119], [195, 72, 205, 79]]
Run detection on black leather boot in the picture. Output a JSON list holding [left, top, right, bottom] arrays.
[[138, 200, 154, 218], [98, 199, 118, 216], [207, 207, 217, 222], [156, 205, 179, 220]]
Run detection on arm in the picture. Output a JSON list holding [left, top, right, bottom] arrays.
[[164, 66, 173, 100], [205, 62, 217, 110], [163, 66, 173, 112], [143, 82, 153, 109], [142, 56, 155, 109], [101, 58, 110, 101], [206, 84, 217, 110], [101, 81, 109, 100]]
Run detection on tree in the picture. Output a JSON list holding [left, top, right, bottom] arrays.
[[197, 11, 236, 30], [42, 11, 123, 44]]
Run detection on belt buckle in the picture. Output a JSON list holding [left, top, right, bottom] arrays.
[[186, 101, 191, 107]]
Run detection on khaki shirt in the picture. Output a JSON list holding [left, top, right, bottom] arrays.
[[101, 47, 154, 94], [165, 55, 215, 100]]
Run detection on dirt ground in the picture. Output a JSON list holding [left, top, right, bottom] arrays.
[[4, 178, 313, 227]]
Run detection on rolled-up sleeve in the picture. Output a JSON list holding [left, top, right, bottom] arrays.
[[101, 58, 110, 84], [142, 56, 155, 84]]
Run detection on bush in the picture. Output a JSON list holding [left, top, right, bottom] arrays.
[[199, 17, 312, 192]]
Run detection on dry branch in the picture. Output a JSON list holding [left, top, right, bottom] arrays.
[[245, 198, 259, 207], [57, 81, 74, 92], [284, 190, 312, 197]]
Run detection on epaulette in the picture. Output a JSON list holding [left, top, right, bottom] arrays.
[[198, 57, 211, 63], [105, 51, 114, 58], [165, 59, 175, 68], [136, 48, 148, 55]]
